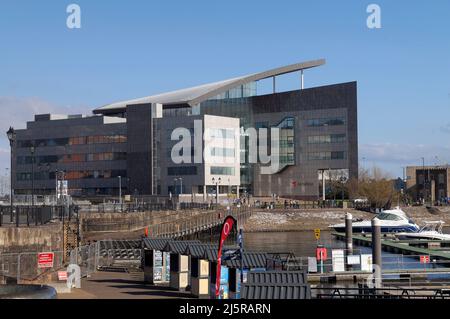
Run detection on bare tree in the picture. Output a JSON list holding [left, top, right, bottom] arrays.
[[347, 166, 399, 209]]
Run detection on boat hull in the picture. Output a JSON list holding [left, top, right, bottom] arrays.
[[333, 225, 419, 233]]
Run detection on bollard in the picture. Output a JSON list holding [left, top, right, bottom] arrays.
[[345, 213, 353, 255], [371, 217, 382, 289], [345, 213, 353, 270], [16, 206, 20, 227]]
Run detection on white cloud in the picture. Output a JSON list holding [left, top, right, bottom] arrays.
[[0, 96, 91, 132], [360, 143, 450, 165], [0, 96, 91, 171]]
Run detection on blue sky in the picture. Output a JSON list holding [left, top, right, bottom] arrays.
[[0, 0, 449, 178]]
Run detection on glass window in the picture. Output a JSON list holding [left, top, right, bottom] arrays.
[[210, 166, 235, 175], [307, 117, 345, 127], [211, 147, 235, 157], [167, 166, 197, 176], [308, 151, 346, 160]]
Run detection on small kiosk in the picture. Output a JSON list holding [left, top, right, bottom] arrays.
[[184, 244, 216, 298], [163, 240, 201, 291], [142, 238, 173, 284]]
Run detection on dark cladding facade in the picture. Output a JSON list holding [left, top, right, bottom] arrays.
[[13, 114, 127, 196], [10, 60, 358, 200], [195, 82, 357, 199]]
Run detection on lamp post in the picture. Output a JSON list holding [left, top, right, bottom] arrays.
[[173, 178, 178, 196], [30, 145, 35, 208], [118, 176, 122, 207], [212, 177, 221, 205], [6, 127, 16, 223], [340, 176, 347, 201], [421, 157, 426, 205]]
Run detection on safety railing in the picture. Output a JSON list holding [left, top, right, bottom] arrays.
[[147, 206, 252, 238], [69, 242, 100, 278], [0, 251, 65, 284], [312, 286, 450, 299], [0, 205, 78, 227]]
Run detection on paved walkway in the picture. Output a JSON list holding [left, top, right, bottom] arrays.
[[58, 271, 193, 299]]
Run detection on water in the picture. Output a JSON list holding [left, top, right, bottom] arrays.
[[243, 230, 450, 276], [243, 230, 342, 257]]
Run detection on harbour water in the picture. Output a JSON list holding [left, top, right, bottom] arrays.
[[244, 230, 450, 283]]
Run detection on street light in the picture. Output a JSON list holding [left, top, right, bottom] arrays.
[[30, 145, 35, 208], [340, 176, 347, 200], [421, 157, 426, 205], [118, 176, 122, 207], [212, 177, 221, 205], [6, 127, 16, 222], [178, 177, 183, 195], [173, 177, 183, 195]]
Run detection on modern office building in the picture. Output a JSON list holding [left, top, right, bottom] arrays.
[[11, 59, 358, 200], [405, 165, 450, 203], [13, 114, 127, 196]]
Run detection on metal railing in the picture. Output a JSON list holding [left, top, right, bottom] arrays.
[[312, 286, 450, 299], [78, 201, 211, 213], [69, 241, 100, 278], [147, 206, 252, 238], [0, 251, 65, 284], [0, 205, 78, 227]]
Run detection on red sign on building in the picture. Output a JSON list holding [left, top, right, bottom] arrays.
[[420, 255, 430, 264], [37, 252, 54, 268]]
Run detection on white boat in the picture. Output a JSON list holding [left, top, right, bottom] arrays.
[[330, 207, 420, 233], [395, 221, 450, 240]]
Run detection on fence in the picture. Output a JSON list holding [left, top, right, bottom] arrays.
[[282, 252, 450, 273], [147, 206, 252, 238], [78, 201, 211, 213], [0, 251, 65, 284], [312, 286, 450, 299], [0, 205, 78, 227], [254, 200, 360, 210], [69, 241, 100, 278]]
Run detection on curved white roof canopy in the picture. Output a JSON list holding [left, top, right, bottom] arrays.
[[93, 59, 325, 114]]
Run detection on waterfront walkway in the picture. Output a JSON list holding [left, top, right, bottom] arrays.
[[58, 271, 193, 299]]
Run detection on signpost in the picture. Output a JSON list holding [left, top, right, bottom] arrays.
[[37, 252, 54, 268], [316, 246, 327, 273], [332, 249, 345, 272], [314, 228, 321, 241], [58, 271, 68, 281], [420, 255, 430, 264]]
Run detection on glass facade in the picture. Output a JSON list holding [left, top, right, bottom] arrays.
[[210, 147, 235, 157], [276, 117, 295, 168], [17, 152, 127, 165], [307, 117, 345, 127], [199, 83, 256, 190], [17, 135, 127, 148], [307, 151, 346, 161], [17, 169, 126, 181], [211, 166, 235, 175], [307, 134, 346, 144], [167, 166, 198, 176]]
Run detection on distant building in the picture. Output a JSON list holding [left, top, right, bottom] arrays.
[[405, 165, 450, 203], [11, 59, 358, 200]]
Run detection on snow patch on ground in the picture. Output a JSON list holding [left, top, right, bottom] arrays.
[[250, 210, 347, 225], [249, 212, 289, 225]]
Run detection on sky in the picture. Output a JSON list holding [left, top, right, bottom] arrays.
[[0, 0, 449, 181]]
